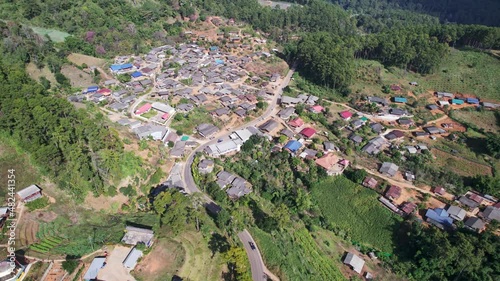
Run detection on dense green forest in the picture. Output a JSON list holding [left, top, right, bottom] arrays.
[[0, 22, 131, 200], [1, 0, 500, 93], [284, 0, 500, 27]]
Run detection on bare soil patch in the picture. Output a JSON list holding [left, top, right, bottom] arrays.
[[84, 193, 129, 211], [245, 60, 288, 77], [61, 65, 93, 88], [67, 53, 106, 67], [134, 239, 185, 281], [26, 62, 56, 85]]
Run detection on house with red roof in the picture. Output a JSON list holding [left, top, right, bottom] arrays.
[[135, 103, 152, 115], [97, 88, 112, 96], [289, 117, 304, 128], [161, 113, 170, 120], [300, 127, 316, 138], [385, 185, 402, 201], [309, 105, 324, 113], [433, 186, 446, 196], [315, 153, 349, 176], [339, 111, 353, 120]]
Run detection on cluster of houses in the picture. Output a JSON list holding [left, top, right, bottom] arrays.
[[433, 92, 499, 109], [215, 171, 252, 199]]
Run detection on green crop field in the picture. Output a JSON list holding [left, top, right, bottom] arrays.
[[30, 26, 71, 43], [250, 226, 346, 281], [310, 176, 401, 253]]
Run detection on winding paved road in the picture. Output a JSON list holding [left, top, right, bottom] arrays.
[[238, 230, 266, 281], [182, 68, 294, 194], [180, 68, 293, 281]]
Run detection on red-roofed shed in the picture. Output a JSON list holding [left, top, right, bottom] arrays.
[[300, 127, 316, 138], [289, 117, 304, 127], [97, 88, 112, 96], [310, 105, 324, 113], [135, 103, 152, 115], [385, 185, 402, 201], [339, 111, 353, 120], [161, 113, 170, 120], [433, 186, 446, 195]]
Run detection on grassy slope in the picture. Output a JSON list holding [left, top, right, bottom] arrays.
[[250, 226, 346, 281], [352, 48, 500, 101], [0, 134, 42, 199], [310, 176, 401, 253]]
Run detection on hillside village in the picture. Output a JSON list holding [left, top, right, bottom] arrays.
[[61, 16, 500, 280], [4, 12, 500, 281]]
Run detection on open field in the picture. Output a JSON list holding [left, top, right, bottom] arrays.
[[0, 135, 42, 199], [61, 65, 93, 88], [250, 226, 345, 281], [134, 238, 185, 281], [432, 148, 493, 177], [30, 26, 70, 43], [452, 109, 499, 133], [351, 48, 500, 101], [310, 176, 401, 253], [170, 108, 215, 134], [26, 62, 56, 86], [67, 53, 106, 67], [312, 230, 403, 281], [174, 231, 224, 281]]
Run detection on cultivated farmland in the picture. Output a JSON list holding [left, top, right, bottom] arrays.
[[310, 176, 402, 253], [250, 226, 346, 281]]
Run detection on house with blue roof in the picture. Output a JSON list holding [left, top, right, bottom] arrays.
[[284, 140, 302, 153], [393, 97, 407, 103], [215, 59, 224, 65], [451, 99, 464, 105], [86, 86, 99, 93], [83, 257, 106, 281], [466, 98, 479, 104], [209, 46, 219, 51], [426, 208, 453, 229], [109, 63, 133, 72], [131, 71, 143, 78]]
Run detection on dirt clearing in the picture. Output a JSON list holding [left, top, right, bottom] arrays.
[[61, 65, 93, 88], [26, 63, 56, 85], [67, 53, 106, 67], [134, 238, 185, 281]]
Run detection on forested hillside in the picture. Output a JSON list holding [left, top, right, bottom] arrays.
[[285, 0, 500, 27], [0, 22, 131, 200]]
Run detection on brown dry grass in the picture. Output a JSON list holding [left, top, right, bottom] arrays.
[[61, 65, 93, 88], [134, 238, 186, 281], [67, 53, 106, 67], [26, 62, 56, 85]]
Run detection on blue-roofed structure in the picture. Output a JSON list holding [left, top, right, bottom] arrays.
[[284, 140, 302, 152], [83, 257, 106, 281], [426, 208, 453, 227], [123, 247, 143, 270], [466, 98, 479, 104], [110, 63, 133, 72], [451, 99, 464, 105], [215, 59, 224, 65], [394, 97, 407, 103], [86, 86, 99, 93], [209, 46, 219, 51], [131, 71, 143, 78]]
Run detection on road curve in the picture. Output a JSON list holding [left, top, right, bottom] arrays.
[[238, 229, 266, 281], [182, 68, 295, 194]]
